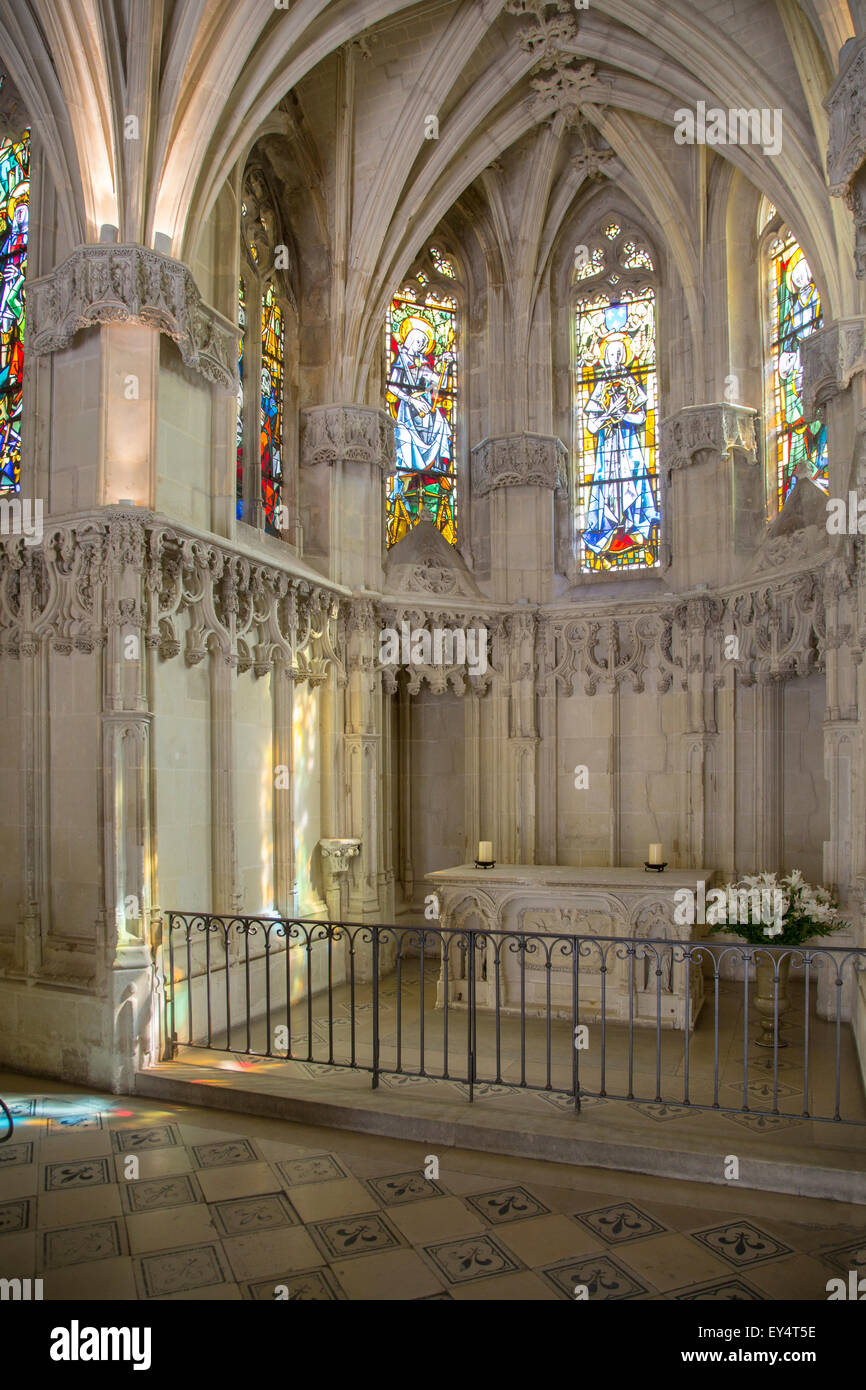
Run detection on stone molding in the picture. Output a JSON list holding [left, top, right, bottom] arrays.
[[660, 405, 758, 473], [0, 509, 344, 683], [300, 405, 396, 470], [28, 245, 238, 389], [801, 320, 866, 418], [471, 433, 568, 496]]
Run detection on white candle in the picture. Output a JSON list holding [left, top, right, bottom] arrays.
[[648, 843, 663, 865], [478, 841, 493, 862]]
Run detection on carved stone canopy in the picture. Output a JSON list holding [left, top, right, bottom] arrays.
[[300, 405, 397, 471], [660, 404, 758, 472], [750, 473, 832, 575], [471, 433, 568, 496], [28, 245, 238, 390], [384, 513, 480, 597]]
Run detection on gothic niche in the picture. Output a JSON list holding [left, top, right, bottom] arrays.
[[241, 161, 297, 307]]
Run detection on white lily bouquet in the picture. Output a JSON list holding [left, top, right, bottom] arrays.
[[705, 870, 849, 945]]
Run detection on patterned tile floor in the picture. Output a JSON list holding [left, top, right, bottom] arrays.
[[1, 1071, 864, 1301]]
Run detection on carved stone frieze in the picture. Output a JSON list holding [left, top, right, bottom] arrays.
[[660, 404, 758, 472], [539, 571, 827, 696], [0, 512, 345, 684], [300, 405, 396, 470], [801, 320, 866, 417], [28, 245, 238, 389], [471, 433, 568, 496]]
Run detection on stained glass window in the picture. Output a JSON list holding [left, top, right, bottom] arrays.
[[260, 283, 284, 533], [430, 246, 456, 279], [767, 233, 827, 508], [603, 222, 620, 240], [574, 288, 660, 571], [236, 276, 246, 521], [0, 128, 29, 492], [576, 247, 605, 281], [621, 241, 653, 271], [385, 288, 457, 547]]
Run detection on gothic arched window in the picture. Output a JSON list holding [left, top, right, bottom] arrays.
[[761, 210, 828, 509], [385, 245, 459, 547], [236, 159, 293, 537], [573, 222, 660, 572], [0, 126, 29, 493]]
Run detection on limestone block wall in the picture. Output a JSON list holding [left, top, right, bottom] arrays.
[[784, 674, 830, 884], [234, 668, 275, 914], [48, 651, 102, 938], [0, 650, 22, 927], [409, 689, 466, 893], [153, 659, 211, 913], [156, 344, 214, 532]]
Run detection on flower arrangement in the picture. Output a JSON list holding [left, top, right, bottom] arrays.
[[705, 870, 849, 946]]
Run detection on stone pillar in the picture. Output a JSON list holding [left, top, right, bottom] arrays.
[[471, 433, 567, 604], [344, 601, 384, 921], [101, 513, 158, 1090], [16, 551, 48, 976], [399, 682, 414, 901], [502, 609, 540, 863], [680, 596, 721, 869], [660, 405, 758, 590], [754, 676, 785, 874], [28, 244, 237, 513], [464, 688, 482, 867], [272, 655, 296, 917], [300, 405, 395, 590], [209, 645, 240, 915]]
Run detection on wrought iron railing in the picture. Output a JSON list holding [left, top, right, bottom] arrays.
[[162, 913, 866, 1125]]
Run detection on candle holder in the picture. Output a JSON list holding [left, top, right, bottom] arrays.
[[474, 859, 496, 870], [644, 861, 668, 872]]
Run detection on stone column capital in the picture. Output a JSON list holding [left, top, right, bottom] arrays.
[[28, 243, 238, 390], [471, 432, 568, 496], [660, 404, 758, 472], [801, 319, 866, 417], [300, 404, 396, 470]]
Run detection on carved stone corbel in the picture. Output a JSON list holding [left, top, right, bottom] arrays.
[[28, 245, 238, 390], [801, 319, 866, 418], [300, 405, 396, 470], [471, 433, 568, 496], [660, 404, 758, 472]]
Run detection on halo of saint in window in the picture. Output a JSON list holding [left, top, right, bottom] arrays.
[[765, 229, 827, 508], [574, 287, 659, 572], [0, 126, 29, 493], [385, 282, 457, 547]]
